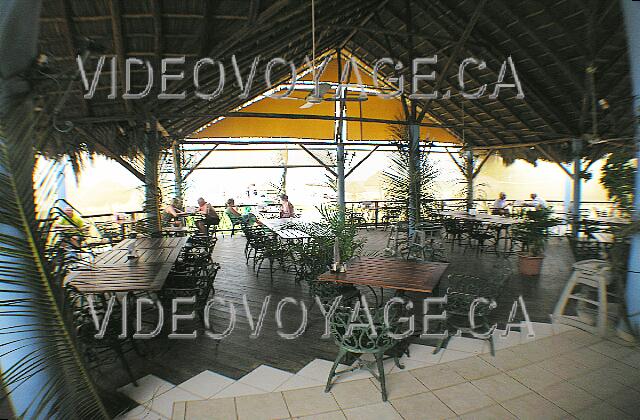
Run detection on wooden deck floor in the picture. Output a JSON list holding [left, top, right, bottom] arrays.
[[98, 229, 577, 416]]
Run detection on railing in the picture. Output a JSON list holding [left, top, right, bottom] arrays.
[[52, 198, 616, 233]]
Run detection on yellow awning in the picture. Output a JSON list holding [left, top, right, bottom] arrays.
[[190, 57, 459, 144]]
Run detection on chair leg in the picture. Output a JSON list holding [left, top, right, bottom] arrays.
[[113, 343, 137, 386], [433, 334, 451, 354], [375, 352, 387, 401], [269, 258, 275, 282], [394, 354, 405, 369], [325, 348, 348, 393]]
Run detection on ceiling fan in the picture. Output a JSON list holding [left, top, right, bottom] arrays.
[[288, 0, 368, 109], [299, 82, 332, 108]]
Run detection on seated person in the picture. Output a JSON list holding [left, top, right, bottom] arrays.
[[225, 198, 260, 225], [279, 194, 295, 218], [527, 193, 548, 210], [163, 198, 186, 227], [196, 197, 220, 234], [491, 192, 510, 216], [58, 206, 86, 249]]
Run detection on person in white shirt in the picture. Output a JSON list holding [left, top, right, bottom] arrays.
[[491, 192, 510, 215], [529, 193, 548, 209]]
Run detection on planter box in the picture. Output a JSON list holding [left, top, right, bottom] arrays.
[[518, 254, 544, 276]]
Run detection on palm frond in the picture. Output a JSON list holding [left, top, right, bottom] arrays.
[[0, 99, 108, 418], [381, 123, 440, 224]]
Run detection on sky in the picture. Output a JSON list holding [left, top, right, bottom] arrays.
[[59, 148, 610, 217]]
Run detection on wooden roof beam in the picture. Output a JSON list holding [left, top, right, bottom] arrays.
[[369, 4, 537, 146], [338, 0, 389, 50], [418, 0, 576, 136], [247, 0, 260, 25], [108, 0, 133, 116], [491, 0, 584, 96], [60, 0, 89, 117], [415, 0, 488, 122], [75, 126, 146, 182], [150, 0, 163, 59]]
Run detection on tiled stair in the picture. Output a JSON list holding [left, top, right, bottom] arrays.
[[115, 322, 585, 419]]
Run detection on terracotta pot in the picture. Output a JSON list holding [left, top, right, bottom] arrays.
[[518, 254, 544, 276]]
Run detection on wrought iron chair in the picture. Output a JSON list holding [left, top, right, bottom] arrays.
[[403, 230, 428, 260], [381, 207, 402, 230], [442, 218, 465, 250], [568, 236, 603, 261], [325, 305, 404, 401], [254, 232, 289, 281], [64, 286, 140, 385], [433, 272, 507, 357], [186, 234, 217, 255], [161, 262, 221, 329], [224, 210, 249, 236], [462, 220, 495, 255], [241, 224, 266, 266], [383, 221, 408, 257]]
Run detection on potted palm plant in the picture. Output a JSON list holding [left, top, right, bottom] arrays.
[[512, 208, 559, 276]]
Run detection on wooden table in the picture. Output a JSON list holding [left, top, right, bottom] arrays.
[[438, 211, 519, 226], [258, 216, 317, 240], [94, 246, 184, 265], [114, 237, 187, 250], [66, 237, 188, 293], [65, 263, 174, 292], [592, 232, 615, 244], [163, 226, 189, 236], [438, 211, 518, 251], [318, 257, 449, 294], [586, 216, 631, 226]]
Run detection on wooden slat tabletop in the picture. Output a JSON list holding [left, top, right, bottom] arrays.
[[586, 216, 631, 226], [592, 232, 615, 244], [275, 228, 311, 240], [66, 263, 174, 292], [67, 237, 188, 292], [113, 237, 188, 250], [318, 257, 449, 294], [94, 246, 183, 265], [163, 226, 189, 233], [438, 211, 519, 226]]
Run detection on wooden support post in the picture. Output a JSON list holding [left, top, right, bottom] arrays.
[[172, 141, 183, 201], [621, 0, 640, 335], [572, 138, 583, 238], [466, 147, 475, 211], [408, 122, 421, 230], [336, 50, 346, 220], [143, 122, 162, 235]]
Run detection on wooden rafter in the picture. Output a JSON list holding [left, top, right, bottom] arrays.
[[299, 144, 338, 177], [412, 0, 577, 140], [435, 0, 576, 136], [345, 145, 380, 178], [534, 144, 573, 177], [108, 0, 133, 115], [76, 127, 145, 182], [472, 150, 494, 179], [415, 0, 488, 122]]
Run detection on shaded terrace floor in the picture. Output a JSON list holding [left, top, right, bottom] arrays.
[[103, 228, 579, 415]]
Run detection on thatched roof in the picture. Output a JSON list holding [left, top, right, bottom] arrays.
[[33, 0, 633, 164]]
